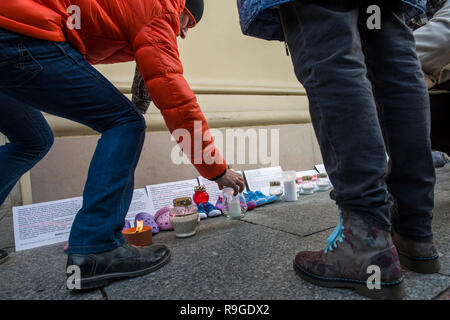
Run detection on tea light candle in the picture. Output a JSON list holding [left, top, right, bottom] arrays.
[[269, 181, 283, 197], [302, 181, 315, 194], [316, 173, 330, 190], [283, 171, 298, 202], [317, 180, 329, 189]]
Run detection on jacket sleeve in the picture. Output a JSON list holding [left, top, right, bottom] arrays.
[[413, 0, 450, 87], [124, 5, 227, 180]]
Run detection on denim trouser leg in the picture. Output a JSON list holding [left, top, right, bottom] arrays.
[[358, 2, 435, 241], [0, 29, 146, 254], [0, 93, 54, 204], [279, 0, 435, 239], [280, 1, 394, 230]]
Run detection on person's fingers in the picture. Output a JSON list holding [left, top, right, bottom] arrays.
[[237, 178, 245, 193], [232, 182, 239, 196]]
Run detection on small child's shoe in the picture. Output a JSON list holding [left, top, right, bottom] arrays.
[[135, 212, 159, 234], [204, 202, 222, 217], [215, 196, 223, 212], [244, 191, 266, 207], [154, 205, 173, 231], [261, 192, 277, 204], [245, 198, 257, 211], [197, 203, 208, 220]]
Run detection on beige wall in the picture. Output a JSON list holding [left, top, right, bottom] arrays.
[[23, 0, 321, 204], [95, 0, 303, 95]]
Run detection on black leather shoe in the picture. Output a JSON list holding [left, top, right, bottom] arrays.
[[66, 243, 171, 290], [0, 249, 9, 265]]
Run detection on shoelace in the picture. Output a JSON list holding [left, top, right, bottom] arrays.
[[324, 209, 345, 254]]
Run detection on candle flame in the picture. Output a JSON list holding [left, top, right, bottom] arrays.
[[135, 220, 144, 233]]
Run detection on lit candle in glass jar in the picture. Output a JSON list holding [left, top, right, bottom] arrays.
[[222, 188, 245, 220], [301, 176, 315, 195], [283, 171, 298, 202], [269, 181, 283, 200], [316, 173, 330, 190], [169, 197, 199, 238]]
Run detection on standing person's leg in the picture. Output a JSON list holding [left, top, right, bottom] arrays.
[[358, 0, 439, 273], [0, 94, 54, 205], [0, 93, 54, 266], [0, 28, 170, 288], [279, 0, 404, 299]]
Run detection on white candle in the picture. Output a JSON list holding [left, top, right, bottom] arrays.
[[283, 180, 298, 201], [229, 200, 242, 217]]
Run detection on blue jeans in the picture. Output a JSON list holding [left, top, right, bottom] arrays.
[[0, 29, 146, 254], [279, 0, 436, 241]]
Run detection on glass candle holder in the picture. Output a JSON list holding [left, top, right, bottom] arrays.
[[169, 197, 199, 238], [269, 181, 283, 200], [316, 173, 330, 190], [193, 185, 209, 205], [301, 176, 315, 195], [222, 188, 246, 220], [283, 171, 298, 202], [170, 197, 198, 216]]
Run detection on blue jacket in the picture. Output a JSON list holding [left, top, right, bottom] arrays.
[[237, 0, 427, 41]]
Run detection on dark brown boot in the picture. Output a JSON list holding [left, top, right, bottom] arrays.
[[294, 209, 405, 299], [0, 249, 8, 265], [392, 232, 440, 273]]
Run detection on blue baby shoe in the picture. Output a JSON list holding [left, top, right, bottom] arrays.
[[197, 203, 208, 220], [204, 201, 222, 217]]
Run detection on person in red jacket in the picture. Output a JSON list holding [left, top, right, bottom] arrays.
[[0, 0, 245, 289]]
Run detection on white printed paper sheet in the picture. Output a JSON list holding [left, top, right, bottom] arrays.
[[314, 164, 327, 174], [13, 188, 152, 252], [124, 188, 153, 225], [145, 179, 199, 215], [243, 166, 282, 196]]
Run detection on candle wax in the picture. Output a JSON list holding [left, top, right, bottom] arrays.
[[302, 182, 314, 189], [229, 201, 242, 217], [283, 180, 298, 201]]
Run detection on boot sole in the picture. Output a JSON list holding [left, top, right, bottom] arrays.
[[69, 251, 171, 291], [398, 252, 440, 274], [0, 255, 9, 265], [293, 261, 405, 300]]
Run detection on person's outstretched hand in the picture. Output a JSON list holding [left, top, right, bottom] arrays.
[[215, 170, 245, 196]]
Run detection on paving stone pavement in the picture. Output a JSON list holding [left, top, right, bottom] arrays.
[[0, 166, 449, 300]]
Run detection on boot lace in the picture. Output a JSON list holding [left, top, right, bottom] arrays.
[[324, 209, 345, 254]]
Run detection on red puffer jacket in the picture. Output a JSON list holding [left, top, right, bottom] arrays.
[[0, 0, 227, 180]]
